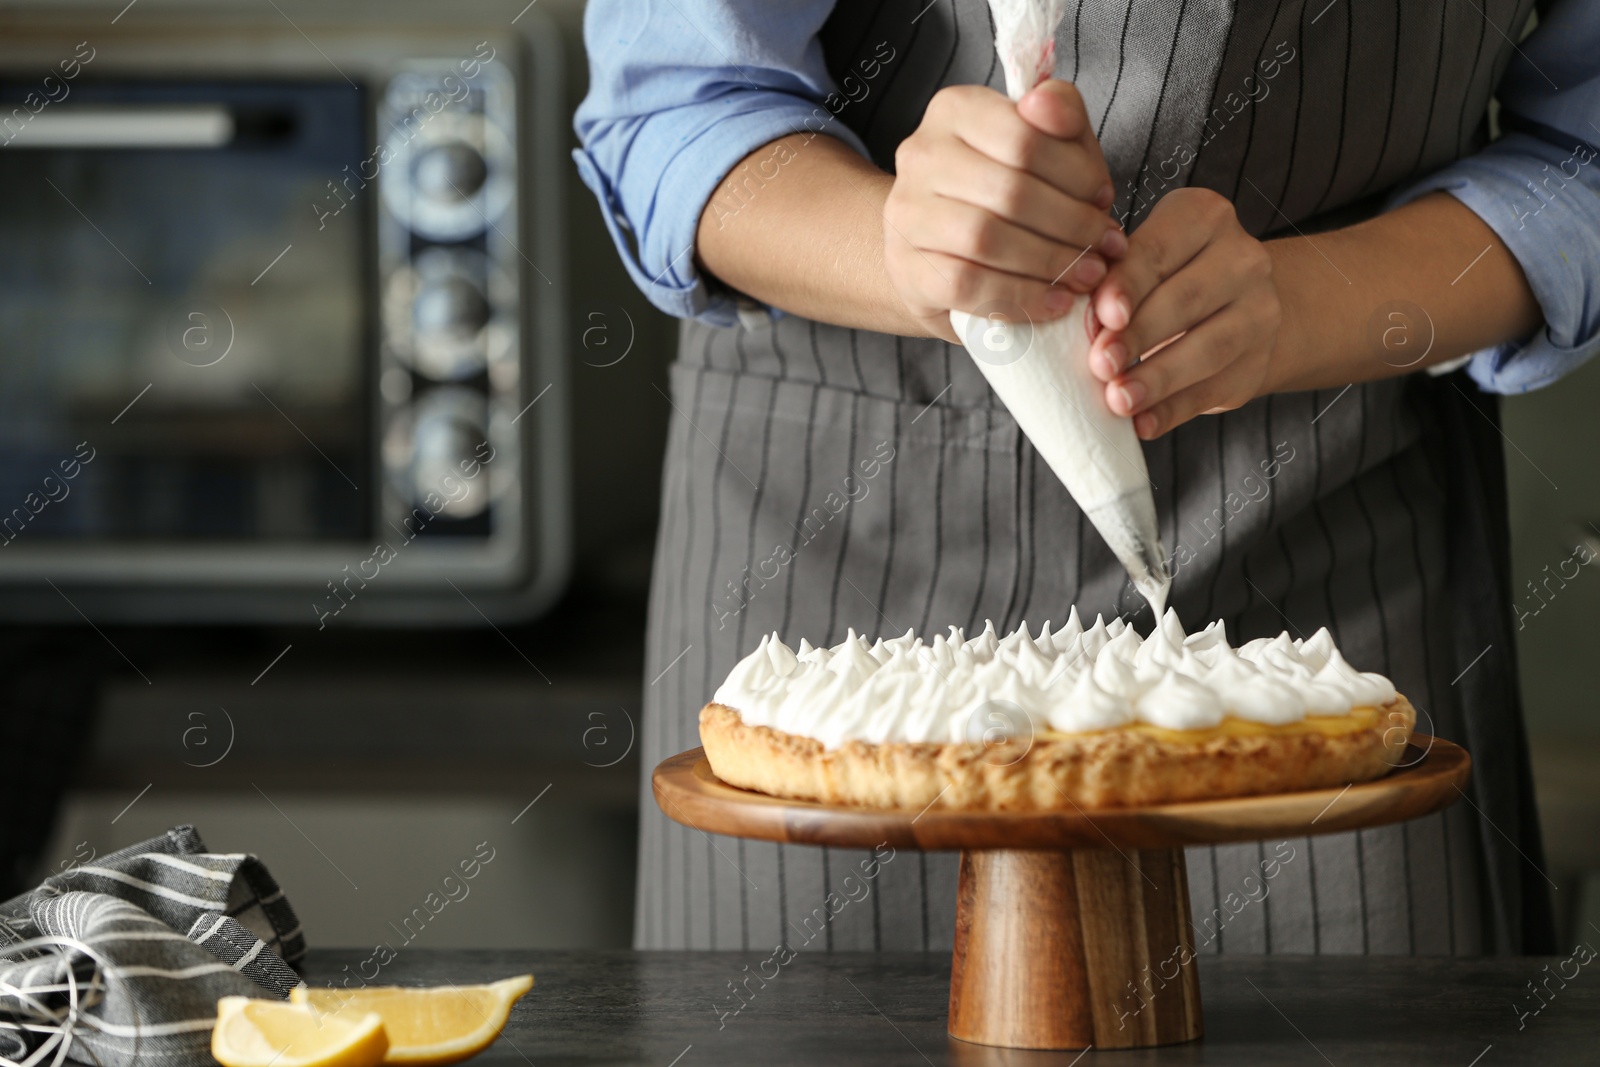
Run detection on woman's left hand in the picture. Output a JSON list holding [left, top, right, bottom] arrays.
[[1087, 187, 1281, 440]]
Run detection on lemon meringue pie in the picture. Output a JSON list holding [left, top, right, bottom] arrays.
[[699, 609, 1414, 810]]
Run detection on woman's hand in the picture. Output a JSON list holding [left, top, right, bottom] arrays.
[[1088, 187, 1281, 439], [882, 80, 1125, 341]]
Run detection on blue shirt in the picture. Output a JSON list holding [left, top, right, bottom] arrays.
[[574, 2, 1600, 394]]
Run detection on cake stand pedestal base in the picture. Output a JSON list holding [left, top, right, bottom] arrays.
[[949, 847, 1201, 1050]]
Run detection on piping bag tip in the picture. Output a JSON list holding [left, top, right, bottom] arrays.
[[1084, 492, 1172, 620], [1132, 560, 1172, 622]]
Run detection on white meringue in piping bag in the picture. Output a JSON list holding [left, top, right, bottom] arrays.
[[952, 0, 1171, 617]]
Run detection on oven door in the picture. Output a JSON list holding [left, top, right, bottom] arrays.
[[0, 79, 373, 544]]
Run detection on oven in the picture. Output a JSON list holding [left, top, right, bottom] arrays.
[[0, 4, 570, 624]]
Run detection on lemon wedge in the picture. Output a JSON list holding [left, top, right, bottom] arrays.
[[212, 996, 388, 1067], [289, 975, 533, 1066]]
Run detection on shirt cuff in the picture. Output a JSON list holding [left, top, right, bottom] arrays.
[[1387, 132, 1600, 394], [574, 103, 871, 328]]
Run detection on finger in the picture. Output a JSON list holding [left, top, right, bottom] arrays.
[[1104, 304, 1256, 418], [905, 247, 1082, 323], [910, 198, 1109, 288], [1132, 356, 1265, 439], [1089, 240, 1246, 379], [1015, 80, 1113, 207], [927, 136, 1125, 254], [1015, 79, 1092, 140], [1091, 195, 1217, 333], [934, 86, 1111, 202]]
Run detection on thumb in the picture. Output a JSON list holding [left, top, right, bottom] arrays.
[[1016, 79, 1091, 142], [1016, 79, 1113, 210]]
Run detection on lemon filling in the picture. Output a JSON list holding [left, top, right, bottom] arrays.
[[1040, 705, 1385, 744]]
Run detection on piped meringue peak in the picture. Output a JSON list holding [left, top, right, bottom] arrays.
[[710, 608, 1397, 750]]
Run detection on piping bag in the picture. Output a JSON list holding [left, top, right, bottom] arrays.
[[949, 0, 1172, 617]]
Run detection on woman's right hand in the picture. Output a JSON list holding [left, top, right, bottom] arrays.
[[882, 80, 1124, 341]]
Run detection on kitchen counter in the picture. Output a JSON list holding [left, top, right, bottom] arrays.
[[301, 949, 1596, 1065]]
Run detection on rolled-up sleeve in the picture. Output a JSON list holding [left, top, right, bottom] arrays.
[[573, 1, 870, 326], [1388, 0, 1600, 394]]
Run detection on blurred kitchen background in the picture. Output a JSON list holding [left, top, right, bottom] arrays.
[[0, 0, 1595, 953]]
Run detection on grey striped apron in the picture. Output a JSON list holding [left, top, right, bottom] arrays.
[[635, 0, 1555, 956]]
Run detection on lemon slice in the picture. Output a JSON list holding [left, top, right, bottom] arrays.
[[212, 996, 388, 1067], [289, 975, 534, 1066]]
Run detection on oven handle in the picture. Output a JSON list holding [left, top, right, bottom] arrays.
[[8, 105, 234, 148]]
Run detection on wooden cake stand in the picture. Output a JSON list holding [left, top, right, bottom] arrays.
[[654, 736, 1470, 1051]]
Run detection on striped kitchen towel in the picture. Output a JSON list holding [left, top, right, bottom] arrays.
[[0, 825, 305, 1067]]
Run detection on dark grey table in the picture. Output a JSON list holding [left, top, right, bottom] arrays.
[[301, 949, 1595, 1065]]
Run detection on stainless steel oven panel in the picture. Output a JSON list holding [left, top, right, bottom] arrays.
[[0, 8, 571, 625]]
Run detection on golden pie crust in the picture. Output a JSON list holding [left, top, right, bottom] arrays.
[[698, 695, 1415, 810]]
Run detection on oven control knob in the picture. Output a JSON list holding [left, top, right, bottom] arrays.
[[413, 406, 479, 492], [385, 387, 491, 518], [413, 275, 489, 340], [412, 142, 487, 202]]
